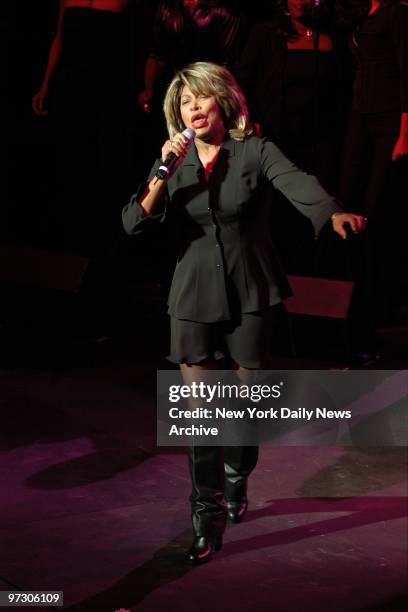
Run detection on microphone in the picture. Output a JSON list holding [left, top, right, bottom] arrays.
[[155, 128, 196, 180]]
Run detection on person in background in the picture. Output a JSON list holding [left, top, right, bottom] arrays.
[[138, 0, 246, 114], [237, 0, 351, 274], [32, 0, 133, 254], [339, 0, 408, 327]]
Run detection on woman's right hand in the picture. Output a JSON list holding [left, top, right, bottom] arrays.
[[32, 85, 49, 116], [160, 133, 190, 178]]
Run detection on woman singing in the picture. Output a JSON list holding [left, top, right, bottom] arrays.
[[122, 62, 366, 564]]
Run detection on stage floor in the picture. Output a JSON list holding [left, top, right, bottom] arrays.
[[0, 330, 407, 612]]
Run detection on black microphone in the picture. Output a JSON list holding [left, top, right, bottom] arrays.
[[155, 128, 196, 180]]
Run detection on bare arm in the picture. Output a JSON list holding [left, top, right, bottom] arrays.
[[392, 112, 408, 160], [392, 2, 408, 159], [138, 54, 166, 111], [32, 0, 65, 115]]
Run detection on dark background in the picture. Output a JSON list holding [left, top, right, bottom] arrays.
[[3, 1, 278, 249], [2, 0, 407, 354], [1, 1, 283, 350]]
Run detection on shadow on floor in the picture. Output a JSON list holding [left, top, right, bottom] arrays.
[[65, 495, 407, 611]]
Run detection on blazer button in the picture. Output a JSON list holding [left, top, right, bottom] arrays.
[[216, 264, 221, 269]]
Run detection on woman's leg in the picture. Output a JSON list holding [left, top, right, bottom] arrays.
[[224, 441, 258, 523], [180, 362, 227, 562], [224, 366, 259, 522], [222, 307, 285, 521], [187, 444, 226, 537]]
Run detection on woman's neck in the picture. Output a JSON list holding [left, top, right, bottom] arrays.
[[195, 132, 225, 157]]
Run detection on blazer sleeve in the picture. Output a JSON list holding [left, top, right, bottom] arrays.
[[259, 138, 343, 236], [122, 159, 168, 235]]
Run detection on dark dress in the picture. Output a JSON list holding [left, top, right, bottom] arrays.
[[237, 21, 348, 273], [150, 3, 245, 90], [279, 49, 344, 274], [237, 20, 348, 180], [339, 0, 408, 323], [281, 50, 340, 189], [340, 0, 408, 213], [49, 7, 130, 253]]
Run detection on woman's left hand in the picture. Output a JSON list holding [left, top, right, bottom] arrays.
[[331, 212, 367, 240]]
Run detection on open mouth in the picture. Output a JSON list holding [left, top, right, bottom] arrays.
[[191, 113, 207, 128]]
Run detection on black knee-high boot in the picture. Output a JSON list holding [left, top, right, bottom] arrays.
[[188, 445, 227, 537], [186, 445, 226, 563], [224, 445, 259, 522]]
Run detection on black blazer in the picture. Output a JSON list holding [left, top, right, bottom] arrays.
[[122, 135, 341, 322]]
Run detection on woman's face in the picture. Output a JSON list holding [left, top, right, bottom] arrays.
[[179, 85, 225, 141], [287, 0, 313, 20]]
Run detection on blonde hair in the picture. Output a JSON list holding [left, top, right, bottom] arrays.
[[163, 62, 253, 141]]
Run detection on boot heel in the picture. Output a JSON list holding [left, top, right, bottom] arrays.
[[227, 500, 248, 523], [186, 535, 223, 564]]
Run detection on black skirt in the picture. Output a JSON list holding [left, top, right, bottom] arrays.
[[167, 304, 284, 368]]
